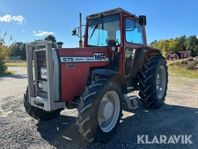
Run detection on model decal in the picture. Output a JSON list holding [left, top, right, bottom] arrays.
[[60, 53, 109, 63]]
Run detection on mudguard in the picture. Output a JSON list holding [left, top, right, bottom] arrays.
[[91, 69, 127, 93]]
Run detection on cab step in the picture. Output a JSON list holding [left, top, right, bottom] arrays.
[[124, 95, 139, 110]]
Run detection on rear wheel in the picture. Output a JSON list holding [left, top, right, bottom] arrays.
[[77, 79, 123, 143], [24, 88, 62, 121], [138, 55, 168, 109]]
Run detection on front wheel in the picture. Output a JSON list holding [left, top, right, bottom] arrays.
[[77, 79, 123, 143]]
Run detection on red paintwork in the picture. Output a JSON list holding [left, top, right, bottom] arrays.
[[84, 11, 147, 76], [58, 47, 110, 101], [59, 10, 149, 102]]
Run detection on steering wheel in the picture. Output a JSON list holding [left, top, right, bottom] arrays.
[[107, 39, 117, 46]]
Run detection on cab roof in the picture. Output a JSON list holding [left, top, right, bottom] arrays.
[[86, 8, 137, 19]]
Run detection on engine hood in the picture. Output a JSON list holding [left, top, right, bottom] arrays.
[[57, 47, 111, 102], [58, 47, 111, 63]]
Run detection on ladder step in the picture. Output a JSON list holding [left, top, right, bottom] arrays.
[[124, 95, 139, 110]]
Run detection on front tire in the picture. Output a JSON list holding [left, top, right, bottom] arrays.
[[24, 88, 62, 121], [77, 79, 123, 143], [138, 55, 168, 109]]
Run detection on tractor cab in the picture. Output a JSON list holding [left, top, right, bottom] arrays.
[[73, 8, 147, 78], [84, 8, 147, 48]]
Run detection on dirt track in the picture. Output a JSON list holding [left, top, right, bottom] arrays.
[[0, 67, 198, 149]]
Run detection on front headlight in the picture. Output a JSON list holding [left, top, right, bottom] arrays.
[[41, 67, 47, 80], [38, 81, 43, 89]]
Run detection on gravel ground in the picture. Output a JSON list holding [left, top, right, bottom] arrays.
[[0, 67, 198, 149]]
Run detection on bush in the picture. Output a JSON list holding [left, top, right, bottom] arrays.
[[186, 61, 196, 70], [168, 56, 198, 70], [0, 61, 7, 74], [0, 43, 10, 74]]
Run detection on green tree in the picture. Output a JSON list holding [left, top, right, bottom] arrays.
[[9, 42, 26, 60], [153, 40, 170, 57], [184, 36, 198, 56], [150, 35, 198, 57], [44, 35, 56, 43], [168, 39, 177, 52], [175, 35, 186, 51], [150, 40, 157, 48], [44, 35, 57, 48], [0, 42, 9, 74]]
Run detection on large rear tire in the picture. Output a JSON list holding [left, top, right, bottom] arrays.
[[77, 79, 123, 143], [24, 88, 62, 121], [138, 55, 168, 109]]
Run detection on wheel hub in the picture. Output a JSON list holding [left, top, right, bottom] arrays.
[[101, 100, 114, 120], [156, 65, 166, 99], [97, 91, 120, 133]]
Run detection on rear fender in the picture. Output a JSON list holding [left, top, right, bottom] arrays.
[[128, 47, 162, 85], [144, 48, 162, 58], [138, 47, 162, 70]]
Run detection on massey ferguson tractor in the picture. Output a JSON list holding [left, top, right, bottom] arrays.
[[24, 8, 168, 143]]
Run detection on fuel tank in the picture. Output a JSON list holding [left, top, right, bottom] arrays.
[[57, 47, 110, 101]]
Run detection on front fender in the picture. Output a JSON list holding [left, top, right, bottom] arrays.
[[91, 69, 127, 93]]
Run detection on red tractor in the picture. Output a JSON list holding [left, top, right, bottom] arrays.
[[24, 8, 168, 143]]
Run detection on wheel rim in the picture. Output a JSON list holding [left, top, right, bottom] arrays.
[[97, 91, 120, 133], [156, 65, 167, 99]]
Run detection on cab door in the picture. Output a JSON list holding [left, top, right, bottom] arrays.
[[123, 17, 146, 81]]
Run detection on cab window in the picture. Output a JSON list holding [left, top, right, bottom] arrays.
[[125, 18, 144, 45], [88, 14, 120, 47]]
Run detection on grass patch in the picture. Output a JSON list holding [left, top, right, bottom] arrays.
[[6, 61, 27, 67], [169, 66, 198, 78], [0, 70, 17, 76], [168, 57, 198, 78]]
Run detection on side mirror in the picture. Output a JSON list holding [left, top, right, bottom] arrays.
[[72, 28, 78, 36], [139, 15, 146, 26]]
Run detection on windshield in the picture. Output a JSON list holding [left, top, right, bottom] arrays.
[[88, 14, 120, 47]]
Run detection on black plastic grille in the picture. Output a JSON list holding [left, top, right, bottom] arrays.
[[36, 51, 47, 80]]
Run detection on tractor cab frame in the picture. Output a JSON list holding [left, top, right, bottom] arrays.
[[83, 8, 149, 88]]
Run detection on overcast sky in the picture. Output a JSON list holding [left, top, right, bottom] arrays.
[[0, 0, 197, 47]]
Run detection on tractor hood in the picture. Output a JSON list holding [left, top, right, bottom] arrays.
[[58, 47, 111, 63], [57, 47, 111, 101]]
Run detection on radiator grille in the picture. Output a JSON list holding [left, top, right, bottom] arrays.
[[36, 51, 47, 80], [35, 50, 48, 98]]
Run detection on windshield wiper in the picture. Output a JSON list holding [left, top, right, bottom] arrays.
[[90, 17, 104, 39], [90, 23, 99, 39]]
